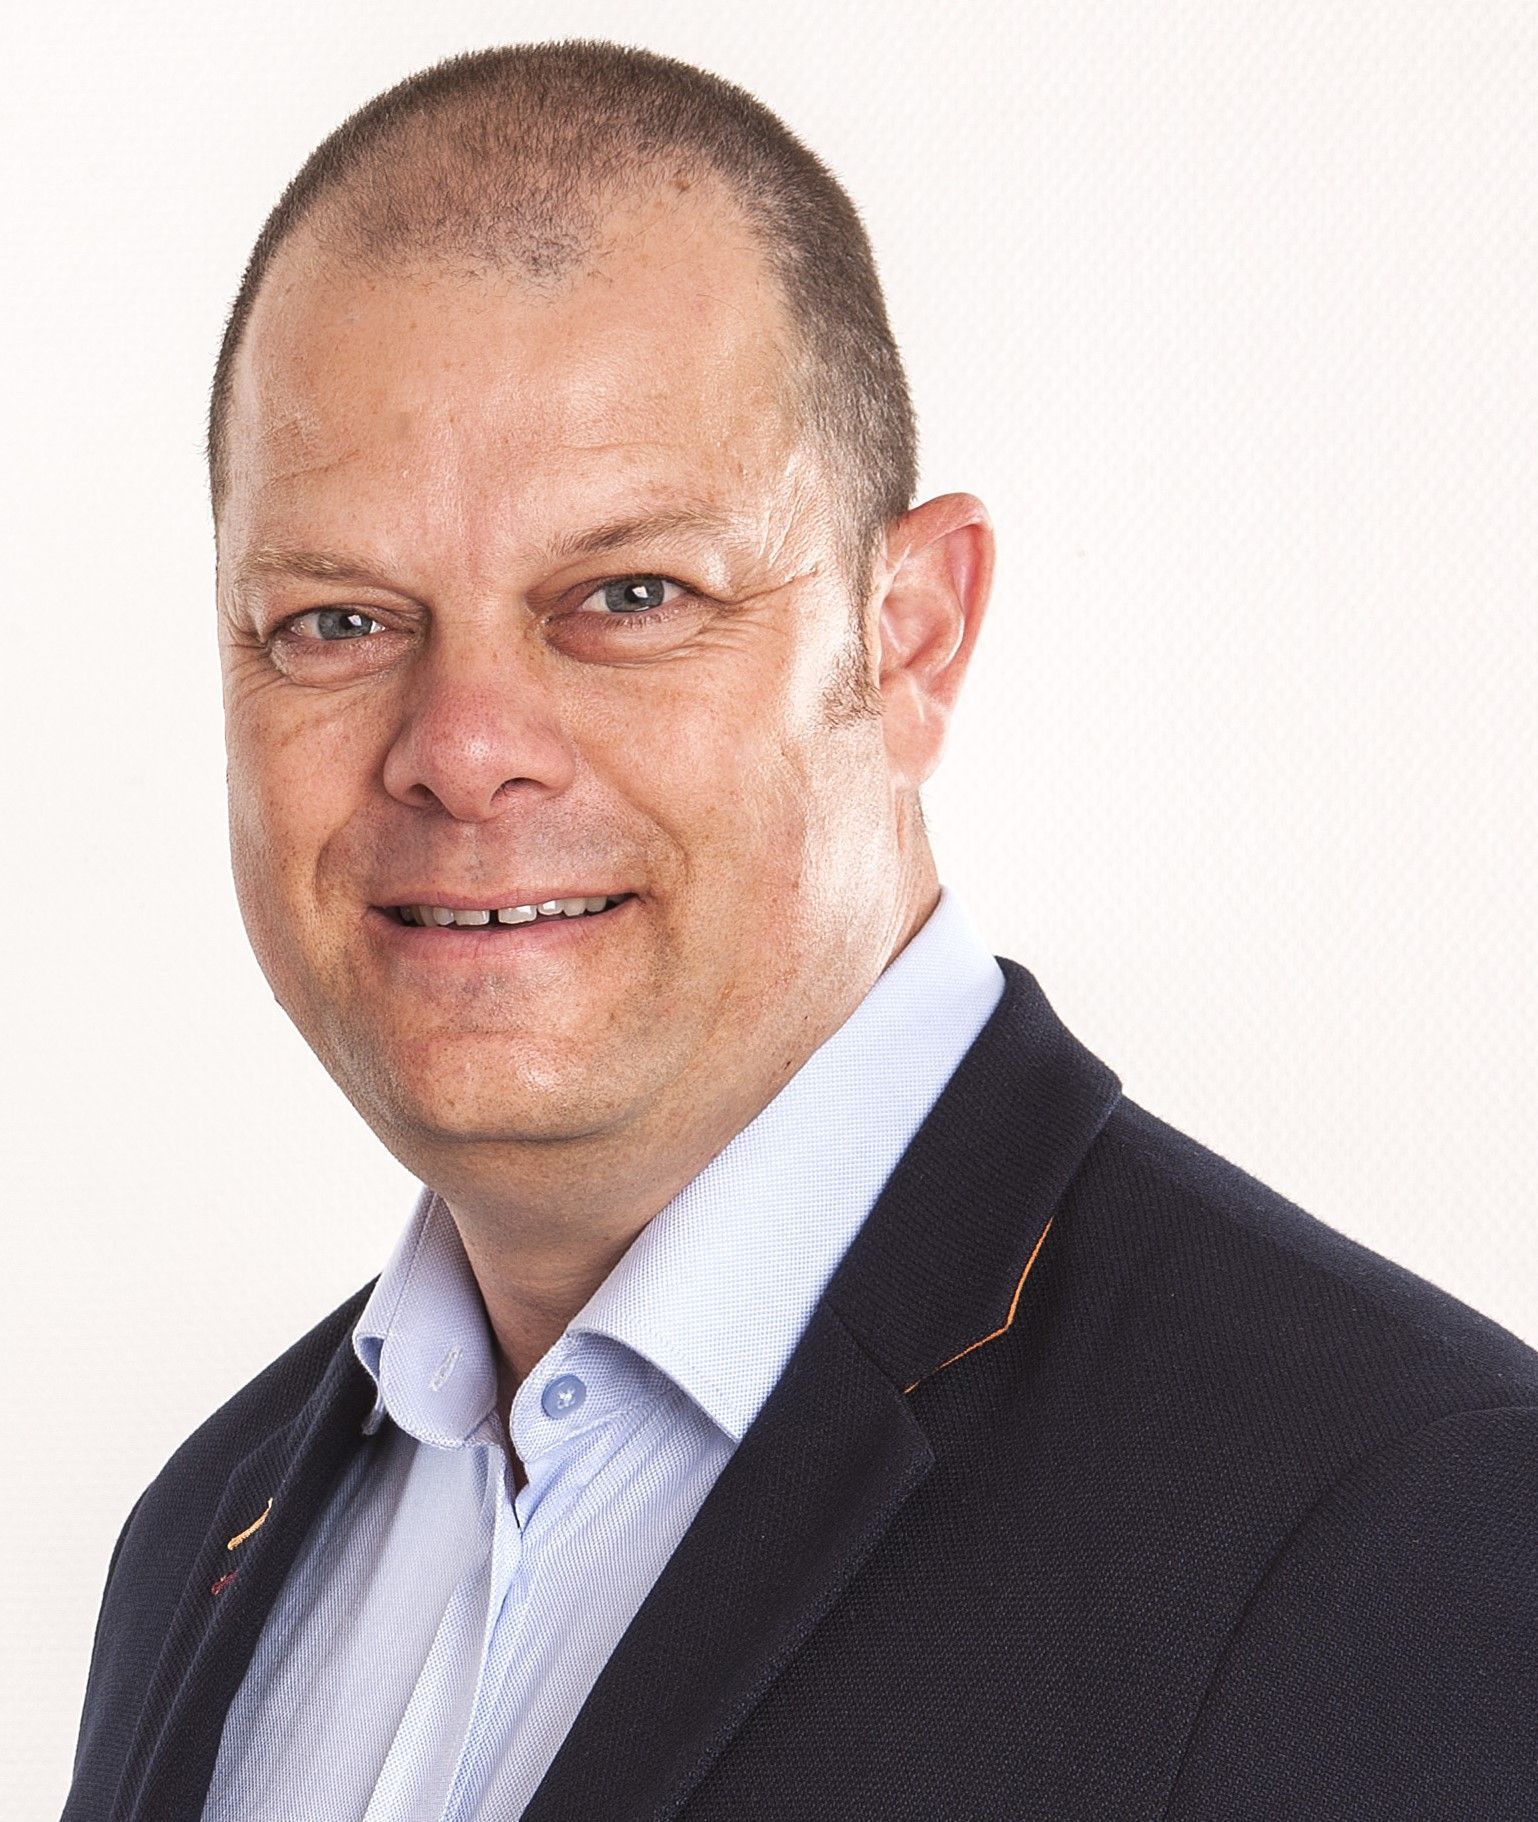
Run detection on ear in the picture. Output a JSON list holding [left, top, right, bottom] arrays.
[[872, 493, 995, 792]]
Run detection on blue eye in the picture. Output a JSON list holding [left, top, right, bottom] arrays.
[[293, 608, 382, 640], [587, 577, 679, 615]]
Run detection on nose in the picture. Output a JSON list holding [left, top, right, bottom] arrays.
[[380, 631, 577, 820]]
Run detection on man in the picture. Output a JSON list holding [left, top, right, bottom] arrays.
[[66, 38, 1536, 1822]]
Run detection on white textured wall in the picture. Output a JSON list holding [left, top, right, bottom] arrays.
[[4, 3, 1534, 1810]]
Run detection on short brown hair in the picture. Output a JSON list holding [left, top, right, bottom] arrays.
[[205, 39, 918, 604]]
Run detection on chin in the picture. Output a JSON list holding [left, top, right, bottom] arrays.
[[349, 1032, 644, 1152]]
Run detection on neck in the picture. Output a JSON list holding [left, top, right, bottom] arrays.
[[417, 860, 941, 1391]]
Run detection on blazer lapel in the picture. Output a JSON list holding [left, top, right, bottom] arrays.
[[521, 1298, 932, 1822], [523, 956, 1123, 1821], [114, 1331, 378, 1822]]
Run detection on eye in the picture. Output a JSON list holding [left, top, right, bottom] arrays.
[[283, 607, 386, 641], [576, 576, 684, 617]]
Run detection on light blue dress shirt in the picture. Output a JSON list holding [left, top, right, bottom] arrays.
[[201, 885, 1005, 1821]]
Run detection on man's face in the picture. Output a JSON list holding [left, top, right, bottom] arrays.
[[216, 182, 913, 1167]]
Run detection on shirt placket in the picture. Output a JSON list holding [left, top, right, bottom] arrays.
[[440, 1345, 616, 1819], [439, 1441, 542, 1822], [361, 1435, 521, 1822]]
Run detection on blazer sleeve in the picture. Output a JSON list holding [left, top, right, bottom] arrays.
[[1163, 1403, 1538, 1821]]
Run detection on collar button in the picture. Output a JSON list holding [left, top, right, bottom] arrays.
[[541, 1373, 588, 1418]]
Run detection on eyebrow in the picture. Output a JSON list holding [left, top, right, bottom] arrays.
[[231, 548, 388, 594], [230, 506, 756, 597], [549, 506, 753, 561]]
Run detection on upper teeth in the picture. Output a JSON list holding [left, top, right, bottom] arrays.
[[399, 896, 621, 928]]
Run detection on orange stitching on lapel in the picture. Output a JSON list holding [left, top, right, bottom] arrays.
[[227, 1497, 274, 1551], [903, 1215, 1055, 1395]]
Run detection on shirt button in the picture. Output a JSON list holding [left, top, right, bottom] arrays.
[[541, 1373, 588, 1419]]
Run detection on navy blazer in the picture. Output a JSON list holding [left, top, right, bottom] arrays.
[[66, 957, 1538, 1819]]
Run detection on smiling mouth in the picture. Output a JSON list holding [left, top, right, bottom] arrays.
[[386, 894, 634, 928]]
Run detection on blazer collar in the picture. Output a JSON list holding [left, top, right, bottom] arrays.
[[828, 952, 1123, 1397]]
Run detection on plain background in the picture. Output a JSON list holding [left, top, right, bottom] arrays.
[[4, 2, 1535, 1810]]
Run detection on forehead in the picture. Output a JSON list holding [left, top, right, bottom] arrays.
[[219, 185, 814, 554]]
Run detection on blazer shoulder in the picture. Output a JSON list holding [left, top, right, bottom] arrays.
[[1072, 1093, 1538, 1407]]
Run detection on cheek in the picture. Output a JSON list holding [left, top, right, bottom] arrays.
[[225, 692, 373, 903], [226, 726, 362, 1022], [612, 670, 807, 859], [605, 618, 871, 889]]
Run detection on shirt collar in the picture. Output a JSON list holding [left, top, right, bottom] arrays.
[[354, 884, 1005, 1447], [353, 1185, 499, 1447], [569, 884, 1005, 1441]]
